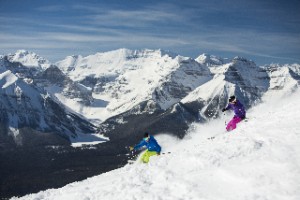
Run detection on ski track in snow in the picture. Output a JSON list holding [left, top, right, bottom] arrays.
[[12, 91, 300, 200]]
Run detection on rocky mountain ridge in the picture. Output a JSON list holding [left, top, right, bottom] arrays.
[[1, 49, 299, 146]]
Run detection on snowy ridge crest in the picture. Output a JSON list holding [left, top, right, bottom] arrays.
[[196, 53, 229, 66], [6, 49, 51, 70]]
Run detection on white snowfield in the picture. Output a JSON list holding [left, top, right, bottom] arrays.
[[14, 90, 300, 200]]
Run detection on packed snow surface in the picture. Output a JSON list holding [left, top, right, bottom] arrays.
[[14, 89, 300, 200]]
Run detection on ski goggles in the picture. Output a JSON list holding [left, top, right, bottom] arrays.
[[229, 99, 237, 103], [143, 137, 149, 141]]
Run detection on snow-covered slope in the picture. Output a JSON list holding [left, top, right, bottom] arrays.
[[15, 88, 300, 200], [196, 53, 229, 66]]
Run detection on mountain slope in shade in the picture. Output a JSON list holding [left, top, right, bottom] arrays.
[[181, 57, 270, 120], [14, 87, 300, 200], [1, 51, 97, 123], [0, 70, 96, 146]]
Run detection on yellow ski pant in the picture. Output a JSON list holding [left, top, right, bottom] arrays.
[[141, 150, 158, 163]]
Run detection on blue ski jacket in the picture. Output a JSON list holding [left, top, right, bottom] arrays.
[[225, 99, 246, 119], [134, 135, 161, 153]]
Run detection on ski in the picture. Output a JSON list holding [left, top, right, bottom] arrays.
[[160, 152, 171, 155]]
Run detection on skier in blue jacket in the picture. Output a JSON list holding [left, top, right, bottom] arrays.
[[222, 95, 246, 131], [129, 132, 161, 163]]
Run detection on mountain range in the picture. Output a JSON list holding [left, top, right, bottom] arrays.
[[1, 49, 299, 147]]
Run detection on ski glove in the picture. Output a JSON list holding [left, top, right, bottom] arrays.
[[222, 108, 226, 112]]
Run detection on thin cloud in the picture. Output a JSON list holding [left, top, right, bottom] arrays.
[[70, 3, 190, 28], [85, 9, 186, 28], [37, 31, 187, 45], [36, 5, 66, 12]]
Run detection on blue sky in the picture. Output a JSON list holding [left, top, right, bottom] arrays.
[[0, 0, 299, 65]]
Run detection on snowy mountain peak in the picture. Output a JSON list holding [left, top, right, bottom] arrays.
[[56, 48, 183, 81], [262, 64, 300, 100], [265, 63, 300, 76], [94, 48, 177, 61], [55, 55, 83, 73], [7, 50, 51, 70], [232, 56, 254, 65], [196, 53, 228, 66], [94, 48, 132, 59], [225, 58, 269, 94], [15, 49, 30, 55], [69, 55, 82, 59]]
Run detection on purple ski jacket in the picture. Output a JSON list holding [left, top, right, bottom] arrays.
[[225, 100, 246, 119]]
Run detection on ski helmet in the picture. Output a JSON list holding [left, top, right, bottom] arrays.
[[144, 132, 149, 138], [229, 96, 236, 103]]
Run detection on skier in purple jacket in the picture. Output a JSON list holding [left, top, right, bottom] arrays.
[[222, 96, 246, 131]]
